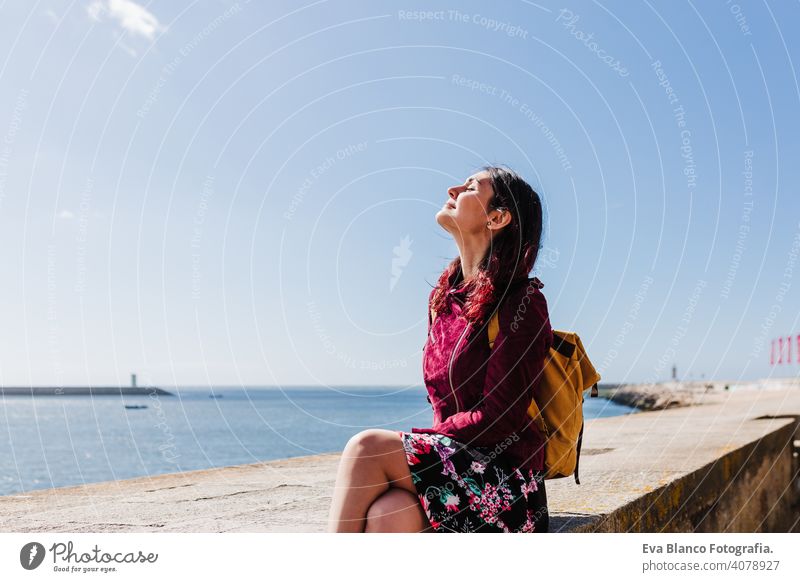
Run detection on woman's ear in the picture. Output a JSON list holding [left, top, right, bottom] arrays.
[[488, 207, 513, 230]]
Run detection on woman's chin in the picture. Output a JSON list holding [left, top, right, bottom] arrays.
[[435, 210, 453, 227]]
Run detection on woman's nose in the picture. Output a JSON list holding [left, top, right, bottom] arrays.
[[447, 186, 461, 199]]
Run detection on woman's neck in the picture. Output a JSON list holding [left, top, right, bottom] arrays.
[[455, 234, 490, 283]]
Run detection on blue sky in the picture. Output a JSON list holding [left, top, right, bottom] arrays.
[[0, 0, 798, 387]]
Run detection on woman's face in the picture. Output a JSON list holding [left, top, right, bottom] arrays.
[[437, 170, 498, 236]]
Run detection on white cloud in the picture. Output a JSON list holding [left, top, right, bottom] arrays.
[[58, 209, 75, 219], [87, 0, 164, 41]]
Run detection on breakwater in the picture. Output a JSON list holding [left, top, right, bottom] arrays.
[[606, 377, 800, 411]]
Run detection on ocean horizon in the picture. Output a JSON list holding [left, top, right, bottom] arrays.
[[0, 384, 635, 496]]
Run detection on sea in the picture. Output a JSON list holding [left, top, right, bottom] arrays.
[[0, 385, 635, 496]]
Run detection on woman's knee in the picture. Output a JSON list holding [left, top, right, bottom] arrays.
[[344, 428, 399, 459]]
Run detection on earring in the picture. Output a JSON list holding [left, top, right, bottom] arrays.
[[486, 221, 491, 228]]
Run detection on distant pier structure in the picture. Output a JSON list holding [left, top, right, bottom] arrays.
[[0, 372, 172, 396]]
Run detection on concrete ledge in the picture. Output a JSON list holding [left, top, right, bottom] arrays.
[[1, 389, 798, 532], [548, 388, 799, 533]]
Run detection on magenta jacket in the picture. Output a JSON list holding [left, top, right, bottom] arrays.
[[411, 276, 553, 475]]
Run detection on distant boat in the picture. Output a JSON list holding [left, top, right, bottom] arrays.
[[209, 393, 224, 399], [124, 404, 148, 410]]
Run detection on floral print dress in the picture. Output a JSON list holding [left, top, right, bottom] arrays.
[[397, 431, 549, 533]]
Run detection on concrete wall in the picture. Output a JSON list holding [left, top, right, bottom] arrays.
[[557, 413, 798, 533]]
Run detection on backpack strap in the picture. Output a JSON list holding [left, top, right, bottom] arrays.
[[551, 332, 576, 358], [574, 418, 585, 485], [487, 310, 500, 349]]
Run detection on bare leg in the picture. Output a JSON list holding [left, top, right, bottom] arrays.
[[364, 488, 433, 533], [327, 428, 423, 532]]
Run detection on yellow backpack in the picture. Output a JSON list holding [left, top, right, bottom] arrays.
[[487, 314, 601, 484]]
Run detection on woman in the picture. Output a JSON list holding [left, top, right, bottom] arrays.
[[327, 165, 553, 533]]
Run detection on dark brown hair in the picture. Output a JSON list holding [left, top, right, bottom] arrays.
[[430, 164, 544, 324]]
